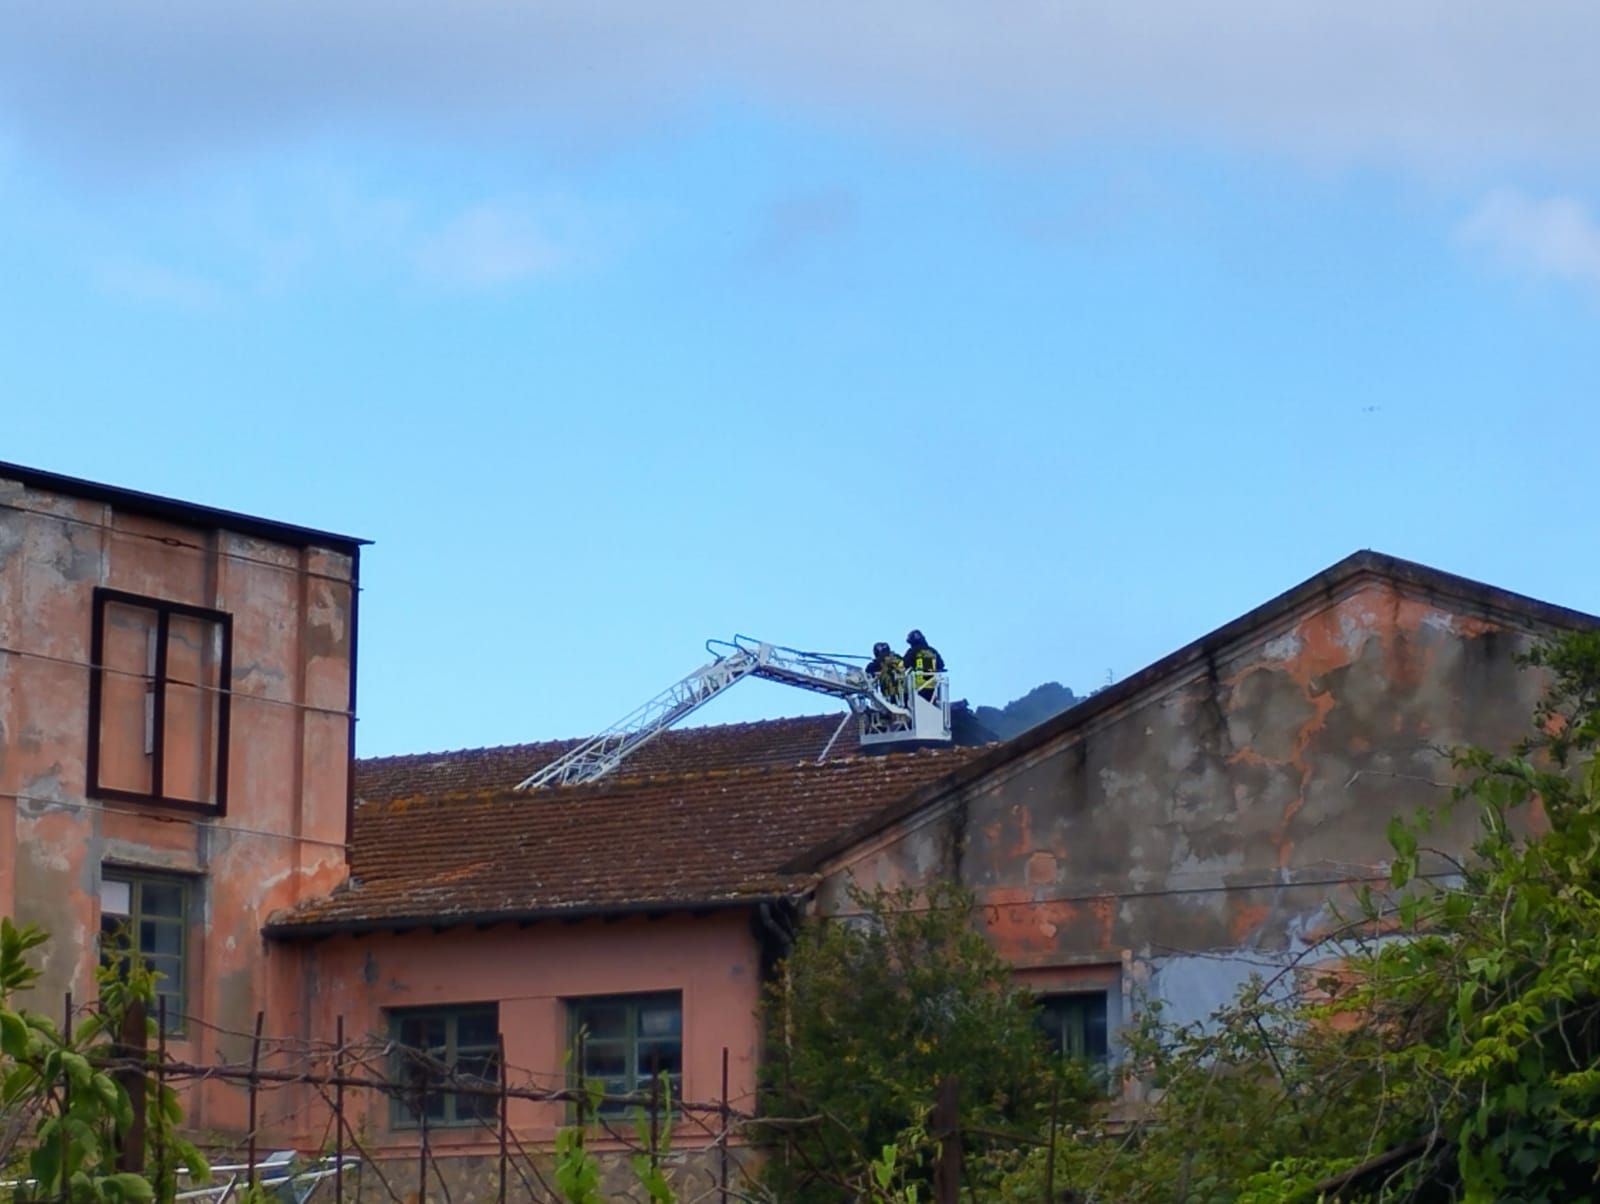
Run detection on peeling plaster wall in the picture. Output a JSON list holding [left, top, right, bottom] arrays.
[[0, 474, 355, 1133], [816, 577, 1560, 1036]]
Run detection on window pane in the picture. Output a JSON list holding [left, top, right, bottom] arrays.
[[1038, 993, 1109, 1063], [162, 683, 221, 804], [389, 1006, 499, 1128], [454, 1089, 497, 1122], [575, 1002, 628, 1039], [637, 1041, 681, 1078], [456, 1010, 499, 1048], [100, 879, 131, 917], [98, 873, 186, 1032], [453, 1052, 499, 1117], [163, 615, 223, 805], [638, 1001, 681, 1038], [138, 919, 183, 957], [154, 988, 183, 1026], [583, 1045, 628, 1079], [143, 953, 182, 986], [398, 1016, 447, 1052], [455, 1052, 497, 1083], [419, 1091, 446, 1121], [571, 994, 683, 1116], [139, 881, 185, 918], [98, 602, 157, 795]]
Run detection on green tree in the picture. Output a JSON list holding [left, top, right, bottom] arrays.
[[760, 880, 1094, 1201], [0, 920, 208, 1202]]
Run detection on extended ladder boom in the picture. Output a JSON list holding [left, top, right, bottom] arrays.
[[515, 636, 930, 791]]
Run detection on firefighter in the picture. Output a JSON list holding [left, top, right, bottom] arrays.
[[903, 629, 946, 701], [868, 641, 906, 703]]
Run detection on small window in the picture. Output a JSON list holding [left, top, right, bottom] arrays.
[[388, 1005, 500, 1129], [88, 588, 232, 813], [1037, 991, 1109, 1066], [569, 992, 682, 1116], [100, 871, 189, 1032]]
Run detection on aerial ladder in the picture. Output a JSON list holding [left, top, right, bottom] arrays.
[[515, 636, 951, 790]]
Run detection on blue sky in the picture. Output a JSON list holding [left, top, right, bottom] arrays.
[[3, 4, 1599, 757]]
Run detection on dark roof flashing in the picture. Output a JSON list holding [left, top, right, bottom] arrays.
[[0, 459, 369, 552], [263, 894, 790, 941]]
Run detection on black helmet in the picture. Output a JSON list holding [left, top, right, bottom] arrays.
[[907, 629, 926, 647], [873, 641, 891, 657]]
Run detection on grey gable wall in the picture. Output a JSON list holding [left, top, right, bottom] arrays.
[[811, 563, 1584, 1032]]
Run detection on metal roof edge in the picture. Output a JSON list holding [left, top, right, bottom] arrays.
[[0, 459, 370, 552]]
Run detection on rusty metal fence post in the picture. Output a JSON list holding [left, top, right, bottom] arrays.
[[497, 1033, 508, 1204], [114, 998, 148, 1174], [154, 998, 168, 1192], [931, 1075, 960, 1204], [246, 1011, 264, 1191], [60, 993, 72, 1204], [719, 1046, 730, 1204], [335, 1015, 346, 1204]]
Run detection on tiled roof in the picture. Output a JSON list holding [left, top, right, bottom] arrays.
[[269, 743, 980, 936], [353, 714, 867, 804]]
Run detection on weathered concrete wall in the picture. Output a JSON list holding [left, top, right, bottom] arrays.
[[280, 911, 762, 1152], [0, 473, 354, 1133], [815, 575, 1560, 1035]]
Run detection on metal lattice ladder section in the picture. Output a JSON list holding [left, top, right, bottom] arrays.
[[514, 636, 945, 791]]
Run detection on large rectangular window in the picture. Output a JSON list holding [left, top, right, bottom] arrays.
[[99, 871, 189, 1032], [88, 588, 232, 813], [1037, 991, 1110, 1067], [568, 992, 682, 1116], [388, 1005, 500, 1129]]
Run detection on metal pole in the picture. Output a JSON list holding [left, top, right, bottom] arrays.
[[1044, 1075, 1061, 1203], [648, 1057, 661, 1173], [418, 1097, 429, 1204], [247, 1010, 264, 1190], [60, 993, 72, 1204], [932, 1075, 960, 1204], [116, 997, 148, 1173], [575, 1032, 587, 1128], [155, 997, 168, 1193], [497, 1034, 508, 1204], [719, 1047, 729, 1204], [335, 1016, 345, 1204]]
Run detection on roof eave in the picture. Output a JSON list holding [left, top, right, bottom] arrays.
[[262, 892, 797, 941]]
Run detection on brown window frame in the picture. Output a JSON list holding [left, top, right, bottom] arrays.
[[87, 587, 233, 815]]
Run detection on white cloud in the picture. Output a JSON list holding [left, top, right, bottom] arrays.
[[1458, 191, 1600, 288], [413, 203, 571, 289], [96, 257, 226, 309], [3, 3, 1598, 177]]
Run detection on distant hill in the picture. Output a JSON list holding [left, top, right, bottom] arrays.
[[972, 682, 1081, 740]]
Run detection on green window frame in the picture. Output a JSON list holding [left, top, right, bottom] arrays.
[[387, 1004, 500, 1129], [1037, 991, 1110, 1066], [568, 992, 682, 1116], [99, 870, 189, 1034]]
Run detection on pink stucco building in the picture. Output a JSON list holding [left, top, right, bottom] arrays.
[[0, 460, 363, 1135], [265, 721, 979, 1175]]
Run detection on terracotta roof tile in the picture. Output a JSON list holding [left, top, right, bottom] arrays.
[[274, 718, 982, 936], [353, 713, 866, 803]]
